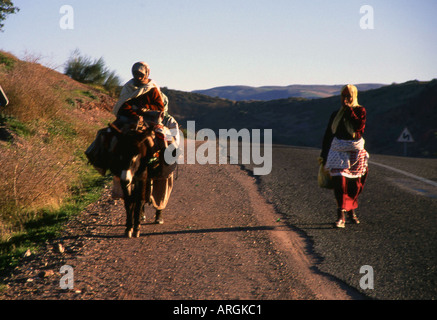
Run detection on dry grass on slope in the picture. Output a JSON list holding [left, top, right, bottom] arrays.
[[0, 50, 115, 243]]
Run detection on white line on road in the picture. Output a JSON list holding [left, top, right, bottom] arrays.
[[369, 161, 437, 187]]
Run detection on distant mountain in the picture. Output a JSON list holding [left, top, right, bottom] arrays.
[[192, 84, 387, 101], [165, 80, 437, 158]]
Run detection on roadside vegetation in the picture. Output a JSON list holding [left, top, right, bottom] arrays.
[[64, 49, 122, 98], [0, 50, 115, 273]]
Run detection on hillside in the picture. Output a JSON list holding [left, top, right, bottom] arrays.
[[192, 83, 386, 101], [166, 80, 437, 158], [0, 50, 115, 245], [162, 87, 235, 125]]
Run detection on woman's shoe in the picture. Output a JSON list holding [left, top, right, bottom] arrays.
[[335, 219, 346, 228], [335, 209, 346, 228], [348, 210, 360, 224]]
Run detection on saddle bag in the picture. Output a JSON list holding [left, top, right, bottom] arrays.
[[85, 127, 113, 176], [147, 146, 178, 179]]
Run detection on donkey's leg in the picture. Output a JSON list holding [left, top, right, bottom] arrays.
[[121, 180, 134, 238], [133, 210, 142, 238], [124, 208, 134, 238], [133, 179, 146, 238], [124, 201, 135, 238], [133, 202, 143, 238], [155, 209, 164, 224]]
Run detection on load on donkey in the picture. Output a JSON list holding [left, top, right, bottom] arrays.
[[85, 62, 180, 238]]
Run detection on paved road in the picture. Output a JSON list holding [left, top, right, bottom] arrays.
[[243, 145, 437, 300], [2, 140, 435, 302], [1, 141, 358, 304]]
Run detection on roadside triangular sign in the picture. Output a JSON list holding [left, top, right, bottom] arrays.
[[397, 127, 414, 143]]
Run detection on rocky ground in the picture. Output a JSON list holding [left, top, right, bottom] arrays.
[[0, 155, 360, 301]]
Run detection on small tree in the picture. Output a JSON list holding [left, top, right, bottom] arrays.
[[64, 49, 121, 96], [104, 70, 122, 96], [0, 0, 19, 31]]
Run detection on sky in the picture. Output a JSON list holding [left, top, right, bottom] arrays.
[[1, 0, 436, 92]]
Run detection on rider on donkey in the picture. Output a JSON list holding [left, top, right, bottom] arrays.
[[113, 62, 165, 123], [112, 62, 177, 226]]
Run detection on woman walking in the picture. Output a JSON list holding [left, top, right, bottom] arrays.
[[320, 84, 369, 228]]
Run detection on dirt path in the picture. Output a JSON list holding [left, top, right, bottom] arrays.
[[1, 143, 360, 301]]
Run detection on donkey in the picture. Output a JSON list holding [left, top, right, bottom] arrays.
[[108, 111, 173, 238]]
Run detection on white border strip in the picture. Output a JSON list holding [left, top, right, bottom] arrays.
[[370, 161, 437, 187]]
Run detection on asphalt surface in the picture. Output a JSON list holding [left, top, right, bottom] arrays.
[[242, 145, 437, 300]]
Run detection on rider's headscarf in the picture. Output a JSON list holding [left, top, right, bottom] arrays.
[[331, 84, 361, 138], [113, 62, 169, 116], [131, 61, 150, 78]]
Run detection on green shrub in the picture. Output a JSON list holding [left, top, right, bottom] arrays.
[[64, 49, 121, 96]]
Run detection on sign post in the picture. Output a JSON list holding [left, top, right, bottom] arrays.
[[397, 127, 414, 156], [0, 85, 8, 107]]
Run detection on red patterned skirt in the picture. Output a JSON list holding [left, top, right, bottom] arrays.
[[331, 170, 368, 211]]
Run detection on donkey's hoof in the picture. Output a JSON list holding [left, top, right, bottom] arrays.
[[133, 230, 140, 238], [125, 228, 133, 238], [154, 217, 164, 225], [155, 211, 164, 224]]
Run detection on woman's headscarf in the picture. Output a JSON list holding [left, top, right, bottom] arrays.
[[331, 84, 361, 137], [342, 84, 359, 107]]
